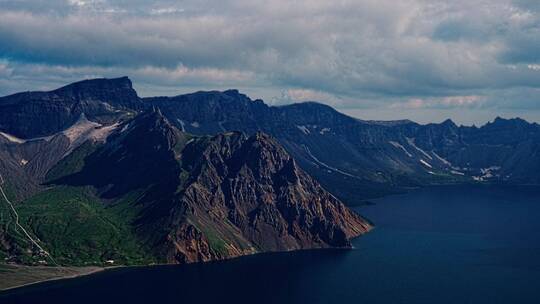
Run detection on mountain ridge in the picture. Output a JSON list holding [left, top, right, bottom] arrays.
[[1, 76, 539, 203]]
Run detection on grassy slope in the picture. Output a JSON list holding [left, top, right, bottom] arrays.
[[0, 180, 38, 263], [1, 141, 156, 265], [15, 186, 154, 266], [0, 140, 154, 266]]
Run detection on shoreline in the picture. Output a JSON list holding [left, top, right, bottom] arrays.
[[0, 265, 106, 292], [0, 240, 373, 293]]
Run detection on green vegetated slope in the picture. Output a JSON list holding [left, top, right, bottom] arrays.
[[0, 179, 37, 263], [0, 138, 157, 266], [1, 184, 156, 266], [17, 186, 154, 266]]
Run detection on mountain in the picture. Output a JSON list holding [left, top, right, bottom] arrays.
[[146, 94, 408, 200], [2, 77, 540, 205], [0, 108, 370, 265], [393, 117, 540, 184], [147, 91, 540, 201], [1, 76, 539, 266], [0, 76, 142, 138]]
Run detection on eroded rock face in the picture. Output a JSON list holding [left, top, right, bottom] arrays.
[[167, 223, 218, 264], [165, 131, 371, 263]]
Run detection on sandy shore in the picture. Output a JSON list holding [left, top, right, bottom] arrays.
[[0, 264, 105, 291]]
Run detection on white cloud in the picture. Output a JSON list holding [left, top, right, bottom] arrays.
[[0, 0, 538, 123], [150, 7, 185, 15], [392, 96, 486, 109]]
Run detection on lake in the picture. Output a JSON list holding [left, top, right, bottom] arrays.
[[2, 185, 540, 303]]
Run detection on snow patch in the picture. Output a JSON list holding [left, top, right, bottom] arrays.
[[20, 159, 28, 166], [120, 123, 130, 133], [432, 151, 451, 166], [451, 170, 465, 176], [177, 119, 186, 132], [296, 125, 310, 135], [0, 131, 26, 144], [419, 159, 433, 168], [319, 128, 331, 135], [473, 167, 501, 181], [476, 166, 501, 180], [191, 121, 200, 128], [406, 137, 433, 160], [481, 166, 501, 174], [303, 145, 357, 178], [389, 141, 413, 157]]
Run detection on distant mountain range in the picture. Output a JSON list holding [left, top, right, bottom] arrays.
[[0, 76, 538, 265]]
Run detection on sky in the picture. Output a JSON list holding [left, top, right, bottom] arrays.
[[0, 0, 539, 125]]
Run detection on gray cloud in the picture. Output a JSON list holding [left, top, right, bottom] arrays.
[[0, 0, 538, 123]]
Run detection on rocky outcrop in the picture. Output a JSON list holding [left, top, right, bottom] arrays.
[[166, 131, 371, 263]]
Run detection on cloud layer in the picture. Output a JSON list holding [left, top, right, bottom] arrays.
[[0, 0, 538, 124]]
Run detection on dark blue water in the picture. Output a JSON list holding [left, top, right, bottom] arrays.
[[2, 185, 540, 304]]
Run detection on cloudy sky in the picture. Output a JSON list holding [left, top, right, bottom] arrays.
[[0, 0, 539, 125]]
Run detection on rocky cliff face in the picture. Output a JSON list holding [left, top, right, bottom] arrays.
[[393, 117, 540, 184], [49, 109, 371, 264], [144, 89, 269, 135], [166, 131, 370, 263]]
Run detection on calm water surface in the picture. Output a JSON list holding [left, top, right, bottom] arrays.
[[2, 185, 540, 304]]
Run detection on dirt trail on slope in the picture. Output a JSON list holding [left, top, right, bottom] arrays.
[[0, 172, 58, 265]]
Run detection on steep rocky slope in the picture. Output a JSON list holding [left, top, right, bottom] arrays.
[[46, 109, 371, 264]]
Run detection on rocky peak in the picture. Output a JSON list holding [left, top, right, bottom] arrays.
[[53, 109, 186, 199], [165, 130, 371, 263], [115, 107, 183, 153], [223, 89, 241, 97], [489, 116, 529, 128], [441, 118, 457, 128]]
